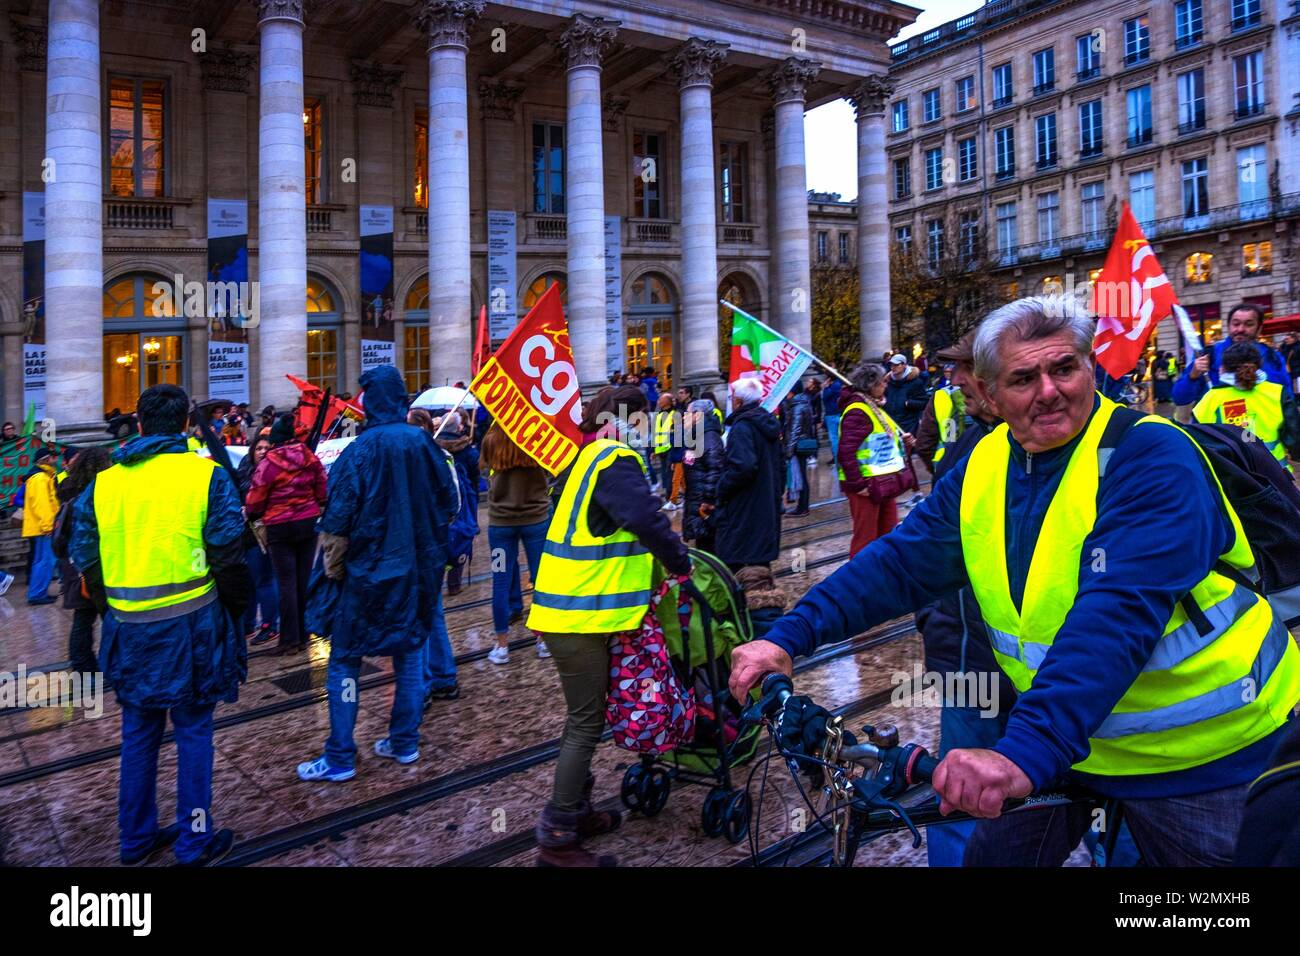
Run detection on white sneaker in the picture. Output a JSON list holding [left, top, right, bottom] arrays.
[[0, 572, 12, 597], [487, 644, 509, 666], [536, 640, 552, 659]]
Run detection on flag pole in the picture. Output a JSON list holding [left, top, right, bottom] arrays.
[[431, 389, 473, 440], [718, 300, 852, 386]]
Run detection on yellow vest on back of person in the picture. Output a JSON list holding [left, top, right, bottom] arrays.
[[653, 410, 674, 455], [93, 451, 219, 622], [960, 396, 1300, 776], [1192, 381, 1290, 471], [932, 387, 964, 465], [527, 439, 657, 635], [836, 401, 905, 482]]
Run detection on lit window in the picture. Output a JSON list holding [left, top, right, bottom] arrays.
[[108, 77, 166, 198], [1186, 252, 1213, 284], [404, 326, 429, 394], [523, 273, 567, 309], [414, 110, 428, 208], [1242, 241, 1271, 275], [304, 97, 323, 204], [306, 278, 336, 313], [1041, 275, 1064, 294]]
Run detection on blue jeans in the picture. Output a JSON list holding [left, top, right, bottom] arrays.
[[824, 414, 840, 466], [119, 702, 216, 864], [926, 703, 1009, 867], [489, 520, 547, 635], [423, 584, 458, 694], [962, 783, 1246, 866], [241, 545, 279, 634], [325, 650, 424, 768], [27, 535, 54, 601]]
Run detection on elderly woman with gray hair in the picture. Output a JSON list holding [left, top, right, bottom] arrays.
[[835, 361, 916, 556]]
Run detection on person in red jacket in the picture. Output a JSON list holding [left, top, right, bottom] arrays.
[[246, 414, 328, 654]]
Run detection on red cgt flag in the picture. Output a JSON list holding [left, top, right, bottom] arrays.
[[471, 304, 490, 377], [468, 282, 583, 475], [1090, 203, 1178, 379]]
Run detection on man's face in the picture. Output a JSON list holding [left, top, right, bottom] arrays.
[[1231, 361, 1259, 389], [974, 331, 1095, 453], [1, 425, 14, 441], [949, 362, 992, 418], [1228, 309, 1261, 343], [676, 388, 689, 404], [890, 362, 906, 379]]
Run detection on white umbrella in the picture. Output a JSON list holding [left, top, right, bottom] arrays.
[[412, 385, 478, 410]]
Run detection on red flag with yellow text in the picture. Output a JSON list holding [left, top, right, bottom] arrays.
[[1090, 203, 1178, 379], [469, 282, 582, 476], [472, 304, 490, 377]]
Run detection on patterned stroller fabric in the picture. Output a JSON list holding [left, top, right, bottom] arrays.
[[606, 575, 697, 753]]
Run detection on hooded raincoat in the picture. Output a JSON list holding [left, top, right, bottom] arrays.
[[316, 365, 458, 659]]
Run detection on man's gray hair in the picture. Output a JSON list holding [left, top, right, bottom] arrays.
[[731, 376, 765, 405], [973, 295, 1095, 386]]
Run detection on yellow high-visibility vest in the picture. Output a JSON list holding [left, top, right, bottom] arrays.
[[960, 395, 1300, 776], [932, 387, 964, 465], [653, 410, 675, 455], [837, 401, 905, 482], [527, 439, 657, 635], [1193, 382, 1290, 471], [93, 451, 219, 623]]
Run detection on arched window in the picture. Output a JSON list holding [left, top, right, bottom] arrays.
[[403, 276, 430, 394], [1186, 252, 1213, 284], [102, 272, 184, 416], [718, 273, 760, 379], [626, 272, 676, 384], [522, 272, 567, 309], [306, 274, 342, 391]]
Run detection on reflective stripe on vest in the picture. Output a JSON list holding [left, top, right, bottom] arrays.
[[94, 452, 218, 624], [932, 387, 962, 465], [960, 394, 1300, 776], [527, 439, 656, 635], [836, 401, 905, 481], [1193, 381, 1290, 470]]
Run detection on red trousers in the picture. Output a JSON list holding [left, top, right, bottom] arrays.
[[847, 491, 899, 557]]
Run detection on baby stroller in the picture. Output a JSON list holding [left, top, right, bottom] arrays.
[[618, 548, 762, 844]]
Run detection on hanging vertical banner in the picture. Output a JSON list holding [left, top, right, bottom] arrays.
[[206, 199, 251, 403], [22, 192, 46, 420], [360, 205, 395, 375], [604, 215, 623, 379], [486, 210, 517, 345]]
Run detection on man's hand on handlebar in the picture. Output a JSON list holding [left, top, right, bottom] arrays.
[[931, 748, 1032, 819], [729, 640, 794, 700]]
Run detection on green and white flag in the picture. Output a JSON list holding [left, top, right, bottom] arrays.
[[725, 302, 813, 412]]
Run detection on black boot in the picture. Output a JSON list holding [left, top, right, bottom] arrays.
[[535, 804, 617, 867]]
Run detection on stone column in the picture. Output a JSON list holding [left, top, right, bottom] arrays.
[[557, 14, 618, 392], [416, 0, 481, 386], [668, 39, 728, 392], [763, 57, 820, 351], [254, 0, 307, 410], [44, 0, 103, 426], [847, 75, 893, 362]]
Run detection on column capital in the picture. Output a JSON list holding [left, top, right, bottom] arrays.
[[557, 13, 619, 70], [251, 0, 306, 25], [845, 74, 894, 119], [351, 62, 403, 108], [413, 0, 485, 50], [10, 17, 46, 72], [478, 79, 522, 120], [603, 94, 630, 130], [200, 47, 256, 94], [667, 38, 729, 90], [762, 56, 821, 105]]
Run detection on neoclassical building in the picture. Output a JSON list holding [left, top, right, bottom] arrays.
[[0, 0, 916, 430]]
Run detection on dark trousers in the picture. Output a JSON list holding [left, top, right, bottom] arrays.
[[68, 606, 100, 671], [267, 519, 315, 649], [962, 783, 1249, 866], [241, 544, 279, 634], [794, 453, 810, 512]]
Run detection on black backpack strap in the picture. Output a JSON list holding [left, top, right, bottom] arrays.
[[1096, 405, 1145, 479]]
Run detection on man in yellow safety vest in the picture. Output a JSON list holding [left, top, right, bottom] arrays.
[[71, 383, 251, 866], [1194, 341, 1296, 473], [731, 295, 1300, 866]]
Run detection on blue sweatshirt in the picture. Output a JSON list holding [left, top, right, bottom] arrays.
[[765, 395, 1285, 798], [1171, 339, 1293, 406]]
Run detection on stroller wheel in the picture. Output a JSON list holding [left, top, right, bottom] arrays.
[[722, 790, 752, 845], [620, 764, 646, 812], [637, 767, 671, 817], [701, 787, 729, 838]]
